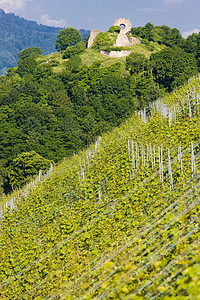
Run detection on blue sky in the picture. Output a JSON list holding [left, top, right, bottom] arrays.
[[0, 0, 199, 38]]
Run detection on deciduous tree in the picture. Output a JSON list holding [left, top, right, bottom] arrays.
[[55, 27, 81, 51]]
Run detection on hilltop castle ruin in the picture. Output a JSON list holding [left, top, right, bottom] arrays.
[[87, 18, 140, 57]]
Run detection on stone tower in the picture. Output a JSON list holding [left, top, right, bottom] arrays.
[[114, 18, 132, 35], [114, 18, 140, 47], [87, 30, 101, 48]]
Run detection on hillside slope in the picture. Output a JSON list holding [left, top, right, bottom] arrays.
[[0, 75, 200, 299], [0, 9, 90, 75]]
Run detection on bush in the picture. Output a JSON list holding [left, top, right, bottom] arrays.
[[109, 26, 121, 34], [126, 53, 149, 75], [34, 64, 53, 81], [66, 55, 82, 72], [18, 47, 43, 60], [49, 59, 59, 67], [17, 57, 37, 77], [8, 151, 52, 189], [63, 46, 79, 59], [63, 42, 85, 59], [92, 32, 117, 50]]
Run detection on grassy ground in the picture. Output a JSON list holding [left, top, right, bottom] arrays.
[[36, 52, 68, 73], [35, 41, 165, 75]]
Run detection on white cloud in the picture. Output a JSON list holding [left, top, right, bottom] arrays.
[[40, 14, 66, 28], [182, 28, 200, 38], [0, 0, 29, 12]]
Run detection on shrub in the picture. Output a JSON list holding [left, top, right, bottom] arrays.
[[17, 57, 37, 77], [108, 26, 121, 34], [66, 55, 82, 72], [126, 53, 149, 75], [92, 32, 117, 50], [63, 42, 86, 59], [8, 151, 52, 189]]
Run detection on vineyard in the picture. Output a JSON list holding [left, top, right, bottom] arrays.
[[0, 76, 200, 299]]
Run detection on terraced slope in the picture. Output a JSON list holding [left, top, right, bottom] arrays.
[[0, 76, 200, 299]]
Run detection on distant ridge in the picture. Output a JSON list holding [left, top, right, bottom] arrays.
[[0, 9, 90, 75]]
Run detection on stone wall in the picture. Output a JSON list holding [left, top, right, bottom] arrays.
[[115, 34, 141, 47], [87, 30, 101, 48], [100, 50, 131, 58]]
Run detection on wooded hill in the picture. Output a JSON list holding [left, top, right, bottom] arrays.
[[0, 22, 199, 195], [0, 75, 200, 299], [0, 9, 90, 75]]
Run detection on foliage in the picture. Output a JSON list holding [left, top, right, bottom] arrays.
[[55, 27, 82, 51], [103, 46, 127, 52], [0, 21, 199, 194], [18, 47, 43, 60], [62, 42, 86, 59], [131, 23, 184, 48], [180, 32, 200, 71], [0, 9, 61, 75], [0, 57, 145, 193], [150, 47, 198, 91], [17, 57, 38, 77], [109, 25, 121, 33], [131, 22, 154, 40], [34, 64, 53, 81], [125, 52, 149, 75], [91, 32, 117, 50], [8, 151, 51, 189], [65, 54, 82, 72]]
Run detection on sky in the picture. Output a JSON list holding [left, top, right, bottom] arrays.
[[0, 0, 199, 38]]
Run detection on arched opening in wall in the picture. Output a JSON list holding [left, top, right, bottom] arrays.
[[120, 24, 126, 30]]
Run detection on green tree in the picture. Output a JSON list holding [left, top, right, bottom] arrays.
[[162, 27, 183, 48], [17, 57, 37, 77], [8, 151, 52, 189], [126, 53, 149, 76], [62, 42, 85, 59], [131, 22, 154, 40], [131, 23, 184, 48], [66, 55, 82, 72], [18, 47, 43, 61], [181, 33, 200, 70], [150, 27, 163, 44], [130, 73, 161, 108], [0, 162, 6, 197], [55, 27, 81, 51], [150, 47, 198, 91], [34, 64, 53, 81]]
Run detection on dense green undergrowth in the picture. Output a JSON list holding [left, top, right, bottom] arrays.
[[0, 76, 200, 299]]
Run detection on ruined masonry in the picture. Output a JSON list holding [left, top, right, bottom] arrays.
[[87, 18, 140, 58], [87, 30, 101, 48]]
